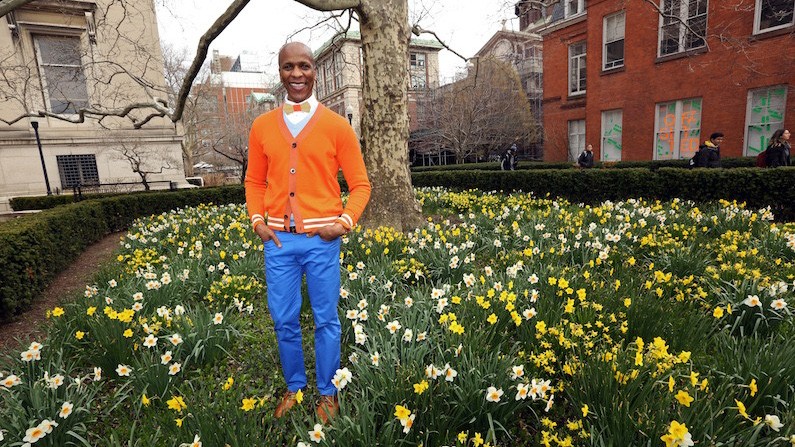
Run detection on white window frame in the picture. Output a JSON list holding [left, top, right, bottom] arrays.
[[601, 109, 623, 161], [753, 0, 795, 34], [315, 61, 325, 98], [568, 119, 586, 161], [568, 42, 587, 96], [565, 0, 586, 18], [657, 0, 708, 57], [653, 98, 702, 160], [409, 52, 427, 90], [33, 33, 89, 115], [410, 52, 426, 68], [603, 11, 625, 70], [744, 85, 788, 155], [333, 52, 343, 90]]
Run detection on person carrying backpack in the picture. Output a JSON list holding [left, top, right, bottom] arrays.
[[692, 132, 723, 168], [577, 144, 595, 168], [501, 144, 517, 170]]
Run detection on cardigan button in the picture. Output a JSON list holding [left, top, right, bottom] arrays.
[[290, 192, 295, 197], [291, 143, 297, 148], [290, 168, 296, 174]]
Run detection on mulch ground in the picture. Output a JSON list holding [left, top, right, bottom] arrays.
[[0, 232, 123, 353]]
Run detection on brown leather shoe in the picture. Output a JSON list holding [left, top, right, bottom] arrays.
[[274, 391, 298, 418], [316, 395, 339, 424]]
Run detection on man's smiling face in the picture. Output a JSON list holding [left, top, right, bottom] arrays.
[[278, 43, 316, 103]]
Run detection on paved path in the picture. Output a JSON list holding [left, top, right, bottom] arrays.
[[0, 232, 123, 353]]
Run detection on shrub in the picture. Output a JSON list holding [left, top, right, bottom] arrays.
[[411, 167, 795, 219]]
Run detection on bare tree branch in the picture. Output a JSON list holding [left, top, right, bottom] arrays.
[[411, 24, 468, 62], [170, 0, 251, 122], [0, 0, 35, 17], [292, 0, 360, 11]]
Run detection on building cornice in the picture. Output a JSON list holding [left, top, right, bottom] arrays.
[[18, 0, 96, 15], [539, 12, 587, 36]]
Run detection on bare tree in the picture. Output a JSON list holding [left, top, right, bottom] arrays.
[[104, 134, 181, 190], [161, 44, 213, 177], [415, 56, 539, 163]]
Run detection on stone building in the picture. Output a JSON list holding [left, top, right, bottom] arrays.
[[0, 0, 185, 211]]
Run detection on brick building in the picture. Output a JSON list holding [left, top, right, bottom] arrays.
[[535, 0, 794, 162], [192, 51, 275, 179]]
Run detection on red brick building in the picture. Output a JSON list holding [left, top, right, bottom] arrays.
[[537, 0, 795, 162]]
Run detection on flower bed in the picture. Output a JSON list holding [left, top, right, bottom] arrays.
[[1, 189, 793, 446]]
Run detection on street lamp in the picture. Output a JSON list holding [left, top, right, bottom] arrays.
[[345, 104, 354, 126], [30, 120, 52, 195]]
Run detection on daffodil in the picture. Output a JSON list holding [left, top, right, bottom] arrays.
[[485, 386, 504, 402], [240, 397, 256, 411], [675, 390, 694, 407]]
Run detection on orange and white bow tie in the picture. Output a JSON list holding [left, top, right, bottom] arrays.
[[284, 102, 311, 114]]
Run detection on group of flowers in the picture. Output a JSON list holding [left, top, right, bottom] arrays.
[[2, 191, 794, 445]]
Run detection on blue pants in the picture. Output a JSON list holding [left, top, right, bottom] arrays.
[[263, 232, 341, 396]]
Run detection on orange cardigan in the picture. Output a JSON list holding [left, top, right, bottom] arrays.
[[245, 104, 371, 233]]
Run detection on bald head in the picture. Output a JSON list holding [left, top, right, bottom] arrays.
[[278, 42, 316, 102], [278, 42, 315, 66]]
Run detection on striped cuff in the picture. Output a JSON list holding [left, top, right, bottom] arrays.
[[336, 213, 354, 231], [251, 214, 265, 230]]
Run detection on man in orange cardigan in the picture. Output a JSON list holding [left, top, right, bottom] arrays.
[[245, 42, 371, 423]]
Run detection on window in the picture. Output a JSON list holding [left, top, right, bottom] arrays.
[[410, 73, 427, 90], [57, 154, 99, 188], [565, 0, 586, 18], [754, 0, 795, 33], [333, 53, 343, 90], [601, 110, 623, 161], [654, 98, 702, 160], [568, 119, 586, 161], [658, 0, 707, 56], [34, 35, 89, 114], [603, 11, 625, 70], [569, 42, 586, 95], [744, 85, 787, 155], [409, 52, 427, 90], [315, 63, 325, 98], [323, 59, 333, 95]]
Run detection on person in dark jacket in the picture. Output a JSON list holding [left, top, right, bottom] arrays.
[[765, 128, 791, 168], [576, 144, 595, 168], [501, 144, 517, 170], [693, 132, 723, 168]]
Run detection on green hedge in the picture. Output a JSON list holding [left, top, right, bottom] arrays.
[[410, 157, 756, 172], [412, 167, 795, 218], [0, 185, 244, 322]]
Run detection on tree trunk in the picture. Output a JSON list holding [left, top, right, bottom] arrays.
[[356, 0, 423, 232]]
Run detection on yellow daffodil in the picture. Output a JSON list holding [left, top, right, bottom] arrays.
[[675, 390, 694, 407], [394, 405, 411, 421], [241, 397, 256, 411]]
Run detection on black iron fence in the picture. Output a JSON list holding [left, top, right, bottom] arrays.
[[73, 181, 175, 201]]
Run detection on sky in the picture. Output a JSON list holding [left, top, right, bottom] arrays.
[[155, 0, 520, 85]]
